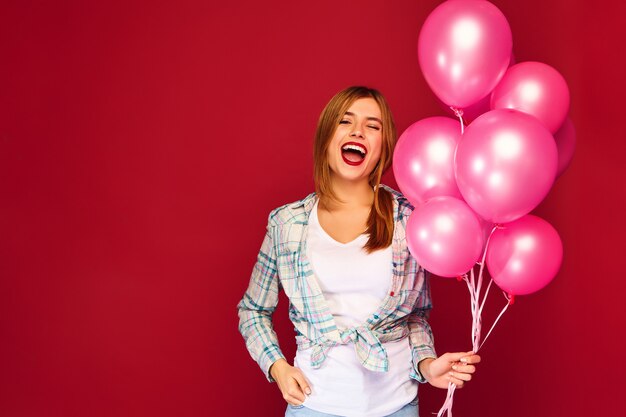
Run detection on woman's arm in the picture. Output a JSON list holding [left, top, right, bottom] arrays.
[[237, 217, 312, 405], [237, 219, 285, 381], [407, 265, 438, 382], [407, 309, 437, 382]]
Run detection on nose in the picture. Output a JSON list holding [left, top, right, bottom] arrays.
[[349, 127, 363, 138]]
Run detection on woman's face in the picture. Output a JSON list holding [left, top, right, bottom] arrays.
[[327, 97, 383, 183]]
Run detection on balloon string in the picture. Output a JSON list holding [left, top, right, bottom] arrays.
[[450, 106, 465, 134], [464, 272, 481, 352], [465, 270, 478, 351], [478, 225, 498, 271], [479, 278, 494, 317], [468, 225, 497, 351], [478, 225, 499, 317], [435, 382, 457, 417], [478, 292, 513, 351], [435, 225, 510, 417]]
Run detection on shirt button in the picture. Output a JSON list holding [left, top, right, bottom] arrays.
[[389, 291, 395, 296]]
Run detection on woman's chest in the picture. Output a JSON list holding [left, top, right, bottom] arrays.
[[316, 206, 370, 244], [306, 231, 393, 297]]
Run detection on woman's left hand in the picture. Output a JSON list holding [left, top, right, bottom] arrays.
[[418, 351, 481, 389]]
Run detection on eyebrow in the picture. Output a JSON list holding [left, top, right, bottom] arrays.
[[344, 111, 383, 125]]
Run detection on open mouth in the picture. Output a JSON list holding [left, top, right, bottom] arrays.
[[341, 142, 367, 166]]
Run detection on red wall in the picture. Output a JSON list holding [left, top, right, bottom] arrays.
[[1, 1, 624, 416]]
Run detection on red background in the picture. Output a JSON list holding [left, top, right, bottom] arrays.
[[1, 1, 625, 416]]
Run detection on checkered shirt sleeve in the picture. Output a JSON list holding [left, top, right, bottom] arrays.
[[237, 217, 285, 382]]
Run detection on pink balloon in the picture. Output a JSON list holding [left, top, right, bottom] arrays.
[[439, 54, 516, 123], [486, 215, 563, 295], [418, 0, 512, 109], [553, 117, 576, 177], [455, 109, 558, 224], [407, 197, 484, 277], [491, 61, 570, 133], [393, 117, 463, 206]]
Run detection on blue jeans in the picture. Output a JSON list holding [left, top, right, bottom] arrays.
[[284, 397, 419, 417]]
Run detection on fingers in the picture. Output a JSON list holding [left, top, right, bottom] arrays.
[[441, 351, 468, 364], [461, 351, 481, 364], [448, 371, 468, 388], [450, 368, 472, 382], [451, 363, 476, 375], [293, 372, 312, 396], [282, 377, 306, 405], [282, 371, 311, 406], [444, 351, 481, 365], [442, 350, 481, 388]]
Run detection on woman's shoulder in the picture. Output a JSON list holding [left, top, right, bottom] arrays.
[[378, 184, 415, 214], [266, 191, 317, 227]]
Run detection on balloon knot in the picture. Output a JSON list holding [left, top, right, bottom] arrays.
[[508, 294, 515, 305], [450, 106, 464, 118]]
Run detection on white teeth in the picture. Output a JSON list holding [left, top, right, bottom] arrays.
[[342, 144, 367, 155]]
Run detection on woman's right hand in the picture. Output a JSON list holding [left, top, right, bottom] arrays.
[[418, 351, 481, 389], [269, 359, 312, 405]]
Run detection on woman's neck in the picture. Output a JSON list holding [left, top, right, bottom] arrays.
[[322, 176, 375, 212]]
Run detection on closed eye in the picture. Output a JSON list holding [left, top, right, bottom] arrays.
[[339, 119, 351, 124], [368, 125, 381, 130]]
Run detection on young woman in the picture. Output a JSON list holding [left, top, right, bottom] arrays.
[[238, 86, 480, 417]]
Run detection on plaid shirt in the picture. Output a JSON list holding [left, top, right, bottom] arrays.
[[237, 184, 436, 383]]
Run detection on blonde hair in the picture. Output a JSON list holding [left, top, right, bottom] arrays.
[[313, 86, 397, 253]]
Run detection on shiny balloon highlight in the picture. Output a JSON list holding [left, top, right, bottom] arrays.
[[455, 109, 558, 224], [418, 0, 512, 109], [393, 117, 463, 206], [406, 197, 484, 278], [491, 61, 570, 133], [486, 215, 563, 295]]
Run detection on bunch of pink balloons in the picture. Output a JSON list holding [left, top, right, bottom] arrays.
[[394, 0, 573, 296]]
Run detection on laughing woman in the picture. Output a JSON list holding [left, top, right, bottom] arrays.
[[237, 86, 480, 417]]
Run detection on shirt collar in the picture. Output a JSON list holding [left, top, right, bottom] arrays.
[[289, 184, 400, 218]]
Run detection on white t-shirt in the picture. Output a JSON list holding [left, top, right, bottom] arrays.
[[294, 200, 416, 417]]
